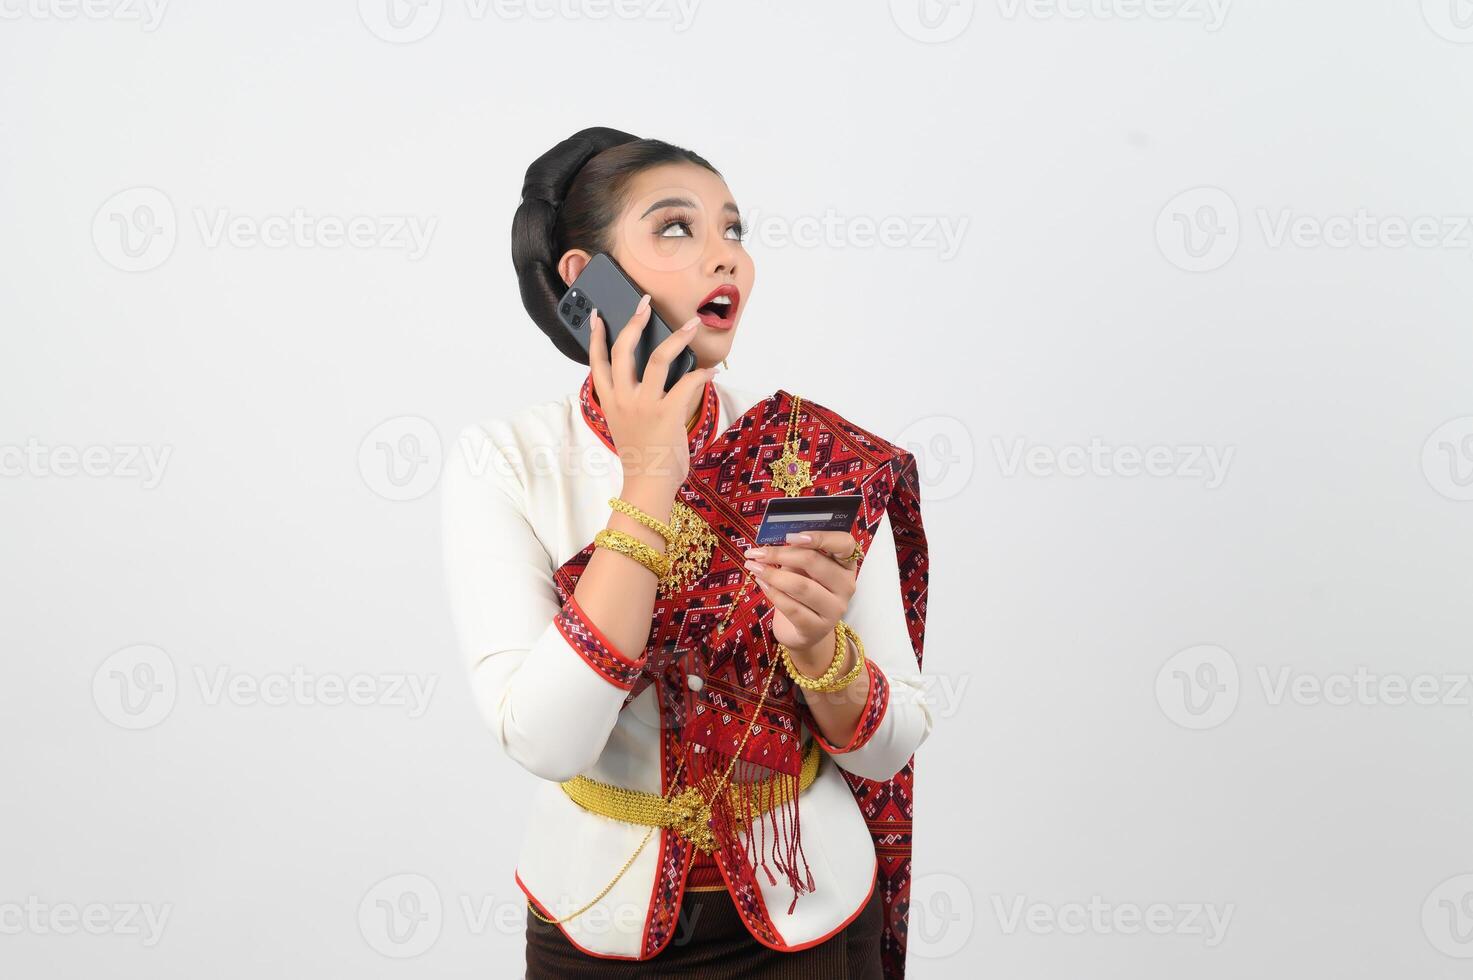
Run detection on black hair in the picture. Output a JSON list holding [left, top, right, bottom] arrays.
[[511, 126, 721, 364]]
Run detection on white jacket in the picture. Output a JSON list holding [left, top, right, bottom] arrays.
[[439, 372, 932, 959]]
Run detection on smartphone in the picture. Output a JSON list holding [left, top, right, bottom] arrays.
[[555, 253, 698, 393]]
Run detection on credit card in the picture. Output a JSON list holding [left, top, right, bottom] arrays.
[[754, 495, 863, 546]]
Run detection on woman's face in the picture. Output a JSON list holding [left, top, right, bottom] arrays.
[[559, 162, 754, 370]]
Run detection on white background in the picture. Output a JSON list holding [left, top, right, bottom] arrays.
[[4, 1, 1473, 976]]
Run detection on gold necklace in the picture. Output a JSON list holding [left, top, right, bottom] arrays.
[[769, 394, 813, 497]]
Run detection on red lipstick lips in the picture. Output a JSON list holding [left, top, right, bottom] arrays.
[[695, 284, 740, 330]]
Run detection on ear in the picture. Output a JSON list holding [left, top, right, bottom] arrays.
[[557, 248, 593, 288]]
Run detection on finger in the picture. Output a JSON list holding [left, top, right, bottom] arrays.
[[782, 530, 860, 565], [749, 563, 845, 622], [587, 309, 615, 407], [638, 314, 702, 396], [754, 578, 828, 637], [611, 295, 653, 391], [661, 352, 719, 409], [745, 545, 854, 598]]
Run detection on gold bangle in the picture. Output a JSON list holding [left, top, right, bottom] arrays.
[[821, 623, 866, 693], [779, 624, 847, 691], [606, 497, 676, 545], [782, 622, 866, 693], [593, 528, 670, 579]]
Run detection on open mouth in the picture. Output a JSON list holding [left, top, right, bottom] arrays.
[[695, 284, 740, 330]]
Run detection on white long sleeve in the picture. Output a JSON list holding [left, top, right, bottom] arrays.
[[440, 422, 647, 783]]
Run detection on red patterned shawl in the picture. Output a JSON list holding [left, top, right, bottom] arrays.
[[550, 375, 929, 979]]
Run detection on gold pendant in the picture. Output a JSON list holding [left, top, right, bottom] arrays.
[[657, 500, 718, 598], [770, 442, 813, 497], [668, 785, 717, 854]]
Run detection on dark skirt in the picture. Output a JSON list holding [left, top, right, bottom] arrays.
[[525, 874, 884, 979]]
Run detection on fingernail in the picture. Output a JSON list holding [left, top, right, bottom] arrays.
[[786, 533, 812, 543], [682, 320, 698, 331], [744, 548, 765, 558], [637, 293, 650, 313], [744, 560, 765, 574]]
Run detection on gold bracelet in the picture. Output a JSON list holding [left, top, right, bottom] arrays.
[[779, 624, 847, 691], [606, 497, 676, 545], [781, 622, 866, 693], [593, 528, 670, 579], [822, 623, 866, 693]]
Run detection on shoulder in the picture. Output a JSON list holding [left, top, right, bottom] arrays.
[[795, 391, 909, 462], [447, 392, 578, 496]]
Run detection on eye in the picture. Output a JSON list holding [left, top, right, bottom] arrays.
[[656, 212, 695, 238], [726, 220, 747, 242]]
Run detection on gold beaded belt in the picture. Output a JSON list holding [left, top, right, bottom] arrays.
[[560, 739, 823, 854]]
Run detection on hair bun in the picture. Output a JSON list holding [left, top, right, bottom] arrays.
[[519, 126, 639, 212], [512, 127, 641, 364]]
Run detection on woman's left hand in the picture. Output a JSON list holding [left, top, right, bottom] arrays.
[[743, 531, 861, 666]]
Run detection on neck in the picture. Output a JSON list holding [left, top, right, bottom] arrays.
[[685, 377, 708, 430]]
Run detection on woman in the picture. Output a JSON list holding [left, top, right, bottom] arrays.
[[441, 127, 933, 978]]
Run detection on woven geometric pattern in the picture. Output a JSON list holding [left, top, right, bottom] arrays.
[[553, 596, 646, 691], [552, 380, 929, 977]]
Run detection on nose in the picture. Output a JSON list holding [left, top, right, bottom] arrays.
[[708, 235, 742, 278]]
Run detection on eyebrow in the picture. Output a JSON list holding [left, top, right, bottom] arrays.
[[639, 196, 742, 219]]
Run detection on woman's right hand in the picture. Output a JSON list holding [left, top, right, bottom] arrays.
[[587, 295, 716, 495]]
